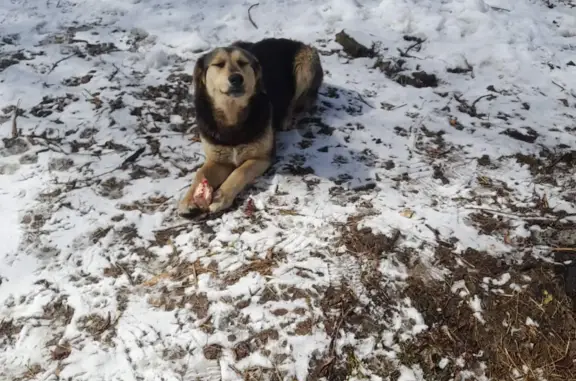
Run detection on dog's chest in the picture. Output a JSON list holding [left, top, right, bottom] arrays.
[[204, 142, 260, 167], [202, 126, 273, 167]]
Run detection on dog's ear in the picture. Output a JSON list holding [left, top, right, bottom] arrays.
[[193, 53, 207, 88]]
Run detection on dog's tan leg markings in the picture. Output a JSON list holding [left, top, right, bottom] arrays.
[[208, 159, 271, 213], [178, 161, 235, 215]]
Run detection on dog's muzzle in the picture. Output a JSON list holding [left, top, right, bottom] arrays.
[[227, 73, 245, 97]]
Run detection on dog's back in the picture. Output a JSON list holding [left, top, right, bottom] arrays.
[[233, 38, 323, 130]]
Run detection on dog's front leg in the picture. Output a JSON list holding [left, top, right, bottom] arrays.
[[178, 160, 235, 216], [208, 158, 271, 213]]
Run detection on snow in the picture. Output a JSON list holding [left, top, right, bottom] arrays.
[[1, 0, 576, 380]]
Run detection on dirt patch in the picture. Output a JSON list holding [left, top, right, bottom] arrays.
[[374, 56, 438, 89], [403, 248, 576, 380], [13, 364, 44, 381], [0, 320, 23, 348], [118, 195, 170, 214], [30, 94, 79, 117], [0, 50, 37, 72], [97, 177, 127, 199], [77, 313, 112, 339], [133, 79, 195, 126], [148, 288, 211, 320], [203, 344, 223, 360], [467, 212, 511, 236], [1, 137, 30, 157], [43, 296, 75, 325], [62, 73, 94, 87], [224, 257, 276, 285], [513, 150, 575, 175], [307, 216, 406, 381], [338, 215, 401, 258]]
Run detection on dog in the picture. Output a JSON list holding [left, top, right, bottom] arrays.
[[178, 38, 324, 217]]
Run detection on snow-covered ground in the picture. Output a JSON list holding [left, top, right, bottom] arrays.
[[1, 0, 576, 380]]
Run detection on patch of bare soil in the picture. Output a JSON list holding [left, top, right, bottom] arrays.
[[0, 319, 23, 348], [403, 247, 576, 381], [131, 74, 195, 131], [307, 216, 404, 381], [317, 213, 576, 381], [511, 149, 576, 187]]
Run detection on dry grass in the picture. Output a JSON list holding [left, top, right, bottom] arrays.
[[223, 257, 276, 285], [403, 248, 576, 381]]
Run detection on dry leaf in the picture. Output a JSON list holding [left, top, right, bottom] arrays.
[[542, 290, 553, 305], [51, 344, 71, 360], [142, 272, 170, 287], [400, 208, 414, 218]]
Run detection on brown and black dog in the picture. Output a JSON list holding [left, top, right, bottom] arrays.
[[178, 38, 323, 217]]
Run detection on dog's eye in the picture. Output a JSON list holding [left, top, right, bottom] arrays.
[[237, 60, 249, 67], [212, 62, 225, 68]]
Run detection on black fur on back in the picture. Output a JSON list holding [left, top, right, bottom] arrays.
[[233, 38, 302, 130], [193, 49, 271, 147]]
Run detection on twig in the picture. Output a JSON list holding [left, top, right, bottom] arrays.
[[96, 312, 112, 334], [108, 64, 120, 81], [397, 38, 425, 58], [11, 99, 21, 138], [248, 3, 259, 29], [328, 307, 354, 354], [357, 93, 375, 109], [465, 207, 548, 219], [471, 94, 493, 109], [552, 248, 576, 253], [115, 262, 134, 286], [24, 132, 67, 154], [453, 93, 495, 118], [47, 52, 78, 74], [552, 81, 565, 92], [490, 5, 510, 12], [546, 152, 573, 170], [120, 146, 145, 169]]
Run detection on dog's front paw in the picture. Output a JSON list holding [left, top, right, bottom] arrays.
[[178, 179, 214, 218], [208, 190, 234, 214], [177, 197, 201, 218]]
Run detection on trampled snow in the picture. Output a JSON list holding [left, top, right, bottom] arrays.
[[1, 0, 575, 380]]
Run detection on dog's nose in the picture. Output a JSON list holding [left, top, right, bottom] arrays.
[[228, 74, 244, 87]]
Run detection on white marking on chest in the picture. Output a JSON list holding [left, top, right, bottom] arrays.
[[232, 148, 240, 166]]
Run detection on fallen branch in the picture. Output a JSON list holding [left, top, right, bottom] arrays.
[[454, 93, 496, 118], [356, 93, 375, 109], [47, 51, 79, 75], [248, 3, 259, 29], [11, 99, 21, 138], [108, 64, 120, 81], [397, 37, 425, 58], [120, 146, 145, 169], [552, 248, 576, 253], [552, 80, 565, 92]]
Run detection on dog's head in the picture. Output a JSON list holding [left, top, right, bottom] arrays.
[[193, 46, 263, 103]]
